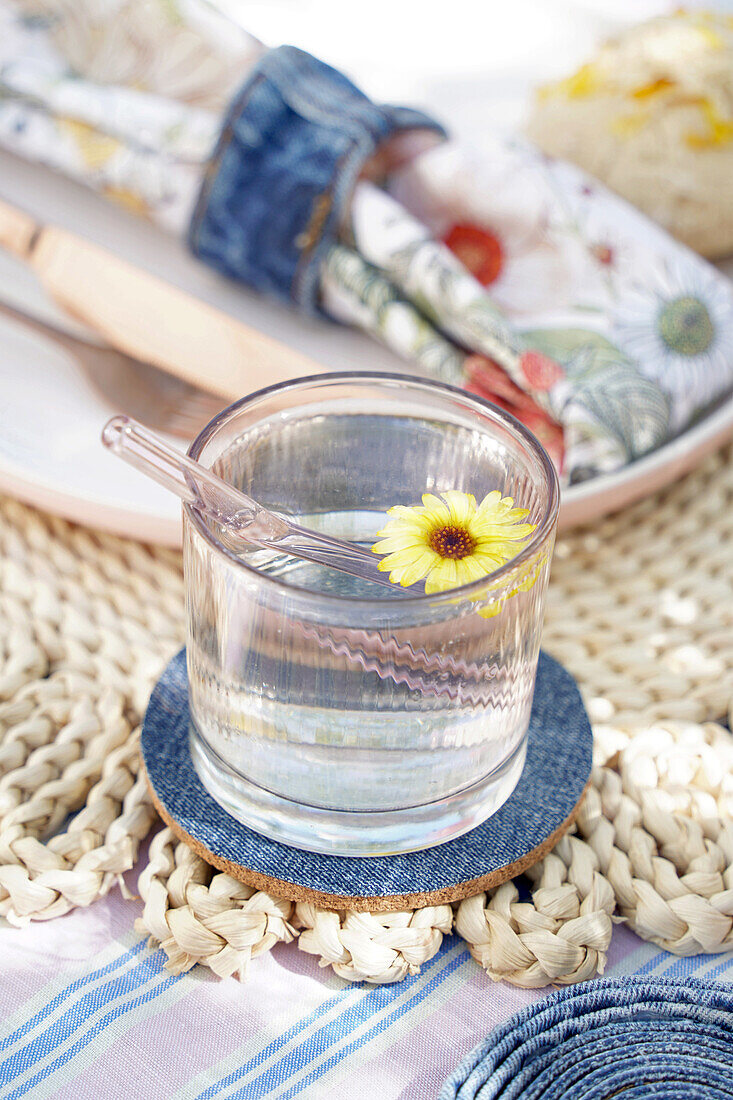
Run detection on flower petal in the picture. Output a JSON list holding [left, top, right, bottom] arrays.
[[478, 490, 503, 513], [472, 520, 535, 541], [456, 554, 492, 583], [441, 490, 477, 526], [472, 550, 508, 572], [420, 494, 451, 525], [372, 533, 428, 555], [425, 558, 460, 593], [384, 544, 432, 568], [394, 549, 438, 587], [385, 505, 431, 524]]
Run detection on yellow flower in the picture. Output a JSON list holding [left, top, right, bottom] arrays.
[[372, 490, 536, 594], [59, 119, 122, 169], [476, 551, 547, 618]]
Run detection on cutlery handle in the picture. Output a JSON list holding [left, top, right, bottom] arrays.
[[0, 197, 327, 402], [0, 198, 40, 260]]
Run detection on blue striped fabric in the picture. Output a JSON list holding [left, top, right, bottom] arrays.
[[1, 898, 732, 1100], [0, 940, 148, 1056], [1, 945, 177, 1099], [211, 944, 469, 1100]]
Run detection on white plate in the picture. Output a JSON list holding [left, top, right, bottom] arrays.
[[0, 307, 183, 545]]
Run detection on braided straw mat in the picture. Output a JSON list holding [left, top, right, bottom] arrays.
[[0, 444, 731, 987]]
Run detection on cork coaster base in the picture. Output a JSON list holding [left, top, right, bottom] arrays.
[[141, 650, 592, 913]]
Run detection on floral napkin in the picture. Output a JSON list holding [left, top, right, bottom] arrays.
[[1, 0, 732, 486]]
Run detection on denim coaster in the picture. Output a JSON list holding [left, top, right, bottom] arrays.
[[439, 977, 733, 1099], [141, 649, 591, 911]]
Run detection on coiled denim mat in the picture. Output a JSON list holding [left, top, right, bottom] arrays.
[[439, 977, 733, 1099]]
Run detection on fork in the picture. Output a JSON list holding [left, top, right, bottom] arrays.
[[0, 297, 225, 439]]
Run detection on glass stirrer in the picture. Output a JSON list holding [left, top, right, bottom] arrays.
[[102, 415, 404, 592]]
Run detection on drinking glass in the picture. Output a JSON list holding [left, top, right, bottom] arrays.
[[185, 372, 559, 855]]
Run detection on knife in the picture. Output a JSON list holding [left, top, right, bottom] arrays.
[[0, 197, 326, 401]]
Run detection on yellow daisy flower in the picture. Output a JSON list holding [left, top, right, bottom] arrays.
[[372, 490, 536, 594]]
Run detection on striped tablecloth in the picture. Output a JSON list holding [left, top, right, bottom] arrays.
[[2, 867, 732, 1100]]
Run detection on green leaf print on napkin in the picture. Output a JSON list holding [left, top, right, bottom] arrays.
[[522, 327, 670, 463]]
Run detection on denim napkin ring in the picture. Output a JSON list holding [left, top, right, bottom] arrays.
[[440, 977, 733, 1099], [188, 45, 445, 312]]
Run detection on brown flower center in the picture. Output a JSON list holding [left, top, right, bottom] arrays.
[[428, 525, 476, 560]]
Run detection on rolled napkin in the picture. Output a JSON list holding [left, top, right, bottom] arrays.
[[1, 0, 732, 487], [439, 976, 733, 1099]]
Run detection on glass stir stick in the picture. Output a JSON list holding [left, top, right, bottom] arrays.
[[102, 415, 404, 591]]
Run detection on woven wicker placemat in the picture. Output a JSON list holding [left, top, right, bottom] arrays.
[[0, 443, 731, 985]]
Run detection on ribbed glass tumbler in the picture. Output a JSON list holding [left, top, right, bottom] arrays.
[[185, 373, 559, 856]]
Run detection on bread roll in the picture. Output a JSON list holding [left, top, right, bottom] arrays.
[[526, 11, 733, 260]]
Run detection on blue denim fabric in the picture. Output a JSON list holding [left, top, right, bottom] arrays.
[[141, 649, 591, 897], [439, 977, 733, 1099], [188, 45, 445, 312]]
